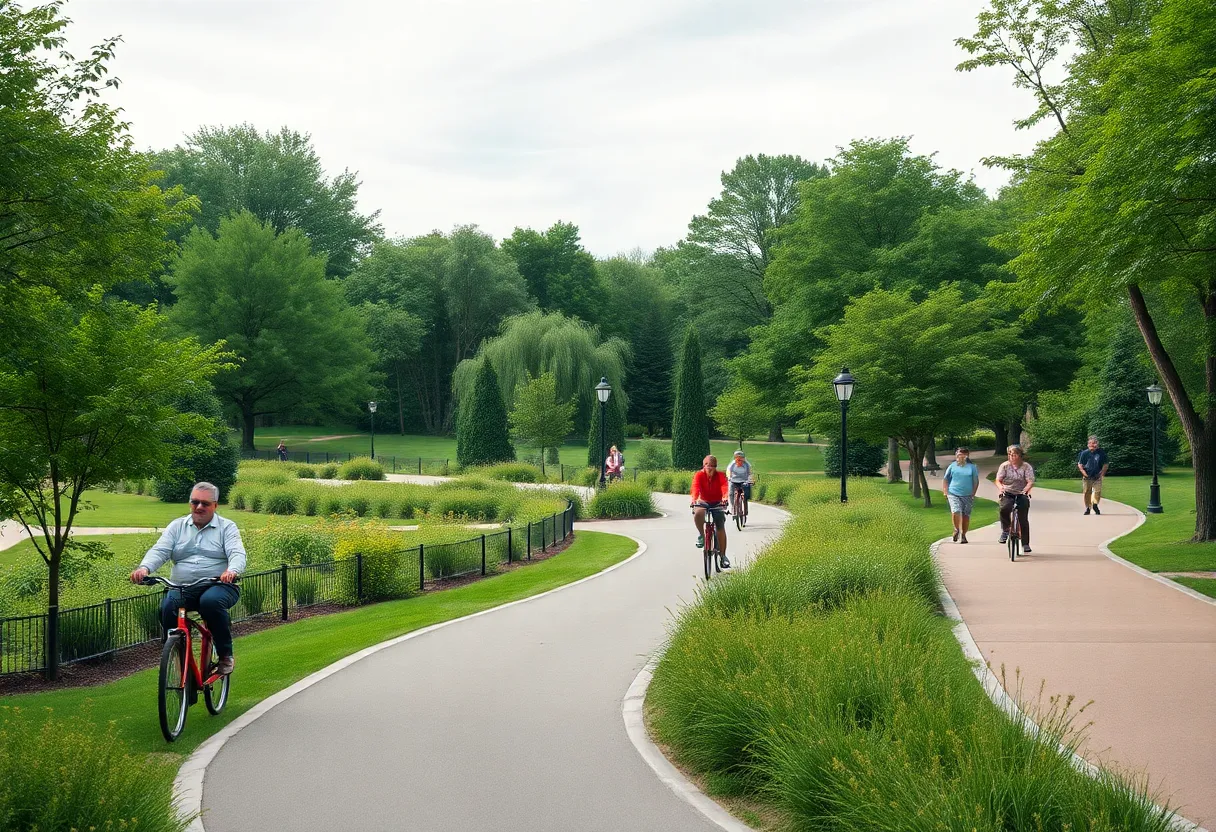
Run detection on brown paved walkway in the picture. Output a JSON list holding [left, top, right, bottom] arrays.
[[930, 455, 1216, 826]]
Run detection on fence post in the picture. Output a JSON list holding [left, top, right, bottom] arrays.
[[356, 553, 364, 602], [560, 463, 564, 482], [541, 519, 546, 552], [280, 563, 289, 620], [45, 604, 58, 680], [507, 526, 513, 564], [306, 451, 311, 464], [526, 524, 531, 560], [481, 534, 487, 576], [105, 598, 114, 655], [419, 544, 425, 590], [418, 457, 422, 475], [633, 468, 637, 482]]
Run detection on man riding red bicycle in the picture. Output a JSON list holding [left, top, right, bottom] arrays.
[[130, 481, 246, 675], [691, 455, 730, 569]]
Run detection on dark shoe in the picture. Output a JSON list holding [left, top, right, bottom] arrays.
[[952, 530, 959, 542], [1093, 505, 1100, 515], [216, 656, 235, 676], [1022, 546, 1032, 554], [960, 535, 968, 544], [999, 532, 1008, 544], [719, 555, 731, 569], [696, 534, 704, 548], [1084, 508, 1091, 516]]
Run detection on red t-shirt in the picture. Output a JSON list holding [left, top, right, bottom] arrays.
[[691, 470, 728, 504]]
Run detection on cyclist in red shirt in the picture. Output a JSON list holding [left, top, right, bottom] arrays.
[[691, 455, 730, 568]]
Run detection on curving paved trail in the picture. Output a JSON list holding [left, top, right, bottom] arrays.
[[199, 494, 786, 831], [932, 457, 1216, 827]]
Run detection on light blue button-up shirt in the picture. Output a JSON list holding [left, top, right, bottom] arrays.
[[139, 514, 247, 583]]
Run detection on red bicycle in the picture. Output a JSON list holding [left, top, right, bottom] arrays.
[[693, 501, 728, 580], [140, 576, 235, 742]]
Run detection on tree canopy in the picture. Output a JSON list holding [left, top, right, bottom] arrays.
[[502, 222, 603, 323], [510, 372, 575, 475]]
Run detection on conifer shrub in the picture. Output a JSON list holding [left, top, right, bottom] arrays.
[[456, 360, 515, 467], [670, 328, 710, 470]]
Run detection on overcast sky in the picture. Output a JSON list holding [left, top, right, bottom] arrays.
[[65, 0, 1044, 257]]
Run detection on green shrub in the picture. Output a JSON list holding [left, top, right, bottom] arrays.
[[658, 472, 674, 493], [338, 457, 386, 481], [430, 489, 500, 521], [588, 482, 655, 519], [229, 484, 250, 511], [753, 480, 768, 502], [625, 422, 646, 438], [318, 463, 339, 479], [0, 707, 194, 831], [476, 462, 547, 483], [555, 489, 584, 519], [240, 574, 269, 616], [57, 609, 114, 662], [322, 494, 345, 516], [264, 489, 299, 515], [822, 435, 886, 477], [296, 465, 317, 478], [335, 530, 412, 600], [247, 518, 334, 566], [154, 388, 240, 504], [373, 497, 396, 519], [457, 359, 515, 467], [302, 492, 320, 516], [634, 439, 672, 471], [424, 541, 463, 579], [289, 568, 320, 606], [249, 491, 264, 512], [345, 494, 371, 517]]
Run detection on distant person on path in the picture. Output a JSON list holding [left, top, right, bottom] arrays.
[[996, 445, 1035, 554], [1076, 435, 1109, 516], [605, 445, 624, 481], [276, 440, 288, 461], [129, 482, 245, 676], [727, 450, 753, 510], [942, 447, 980, 544]]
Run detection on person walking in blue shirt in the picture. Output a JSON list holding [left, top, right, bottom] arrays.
[[1076, 435, 1109, 515], [942, 447, 980, 543]]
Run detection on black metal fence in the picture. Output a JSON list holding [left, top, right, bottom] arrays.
[[0, 501, 576, 678]]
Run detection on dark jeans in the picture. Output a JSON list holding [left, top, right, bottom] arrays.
[[999, 494, 1031, 545], [730, 482, 752, 502], [160, 583, 241, 658]]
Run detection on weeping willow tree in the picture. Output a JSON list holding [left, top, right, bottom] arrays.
[[453, 311, 629, 433]]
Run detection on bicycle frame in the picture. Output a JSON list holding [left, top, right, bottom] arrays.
[[168, 595, 223, 689]]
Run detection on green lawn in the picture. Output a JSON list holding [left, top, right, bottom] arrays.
[[877, 481, 1000, 535], [253, 427, 825, 474], [0, 530, 637, 758], [1035, 468, 1216, 574]]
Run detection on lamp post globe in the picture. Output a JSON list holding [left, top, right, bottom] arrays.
[[595, 378, 612, 489], [832, 368, 855, 503], [368, 400, 378, 461], [1146, 384, 1163, 514]]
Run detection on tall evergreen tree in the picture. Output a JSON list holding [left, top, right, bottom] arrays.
[[456, 361, 514, 467], [627, 304, 674, 434], [154, 386, 241, 503], [1089, 325, 1174, 475], [671, 329, 710, 469], [587, 396, 627, 467]]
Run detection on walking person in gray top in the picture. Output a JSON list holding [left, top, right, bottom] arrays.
[[1076, 435, 1109, 516], [129, 482, 246, 675]]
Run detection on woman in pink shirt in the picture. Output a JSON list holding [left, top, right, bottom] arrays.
[[995, 444, 1035, 553]]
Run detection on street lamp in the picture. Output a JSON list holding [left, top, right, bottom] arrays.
[[832, 367, 855, 503], [368, 400, 378, 460], [1146, 384, 1163, 514], [595, 378, 612, 489]]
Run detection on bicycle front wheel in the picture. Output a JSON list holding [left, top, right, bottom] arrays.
[[1008, 528, 1019, 562], [703, 525, 714, 580], [204, 643, 230, 715], [159, 634, 190, 742]]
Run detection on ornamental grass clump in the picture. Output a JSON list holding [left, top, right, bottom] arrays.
[[0, 706, 194, 832], [474, 462, 549, 483], [588, 482, 654, 518], [338, 456, 385, 481], [647, 476, 1176, 831]]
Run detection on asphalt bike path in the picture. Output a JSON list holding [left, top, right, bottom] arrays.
[[199, 493, 786, 832], [924, 455, 1216, 827]]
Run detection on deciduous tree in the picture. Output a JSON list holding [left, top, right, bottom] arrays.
[[709, 384, 774, 450], [510, 372, 575, 476]]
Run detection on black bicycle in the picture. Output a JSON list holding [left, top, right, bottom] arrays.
[[1004, 493, 1029, 562], [694, 501, 727, 580]]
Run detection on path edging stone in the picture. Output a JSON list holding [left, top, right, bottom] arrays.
[[175, 533, 649, 832], [1093, 503, 1216, 608]]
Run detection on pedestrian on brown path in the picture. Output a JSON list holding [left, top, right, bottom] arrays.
[[942, 447, 980, 543], [996, 444, 1035, 554], [1076, 435, 1109, 516]]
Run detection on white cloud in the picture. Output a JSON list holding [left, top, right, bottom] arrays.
[[64, 0, 1048, 256]]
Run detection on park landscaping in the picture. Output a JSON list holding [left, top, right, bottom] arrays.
[[647, 479, 1177, 831], [0, 531, 637, 829]]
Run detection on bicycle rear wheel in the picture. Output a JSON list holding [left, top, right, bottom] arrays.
[[159, 634, 190, 742], [1008, 518, 1020, 561], [204, 642, 230, 715], [704, 522, 714, 580]]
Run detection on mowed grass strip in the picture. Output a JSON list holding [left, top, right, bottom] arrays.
[[1036, 469, 1216, 574], [0, 531, 636, 758]]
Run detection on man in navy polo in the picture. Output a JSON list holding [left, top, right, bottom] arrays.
[[1076, 435, 1109, 516]]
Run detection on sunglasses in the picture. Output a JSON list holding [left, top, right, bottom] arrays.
[[189, 499, 215, 507]]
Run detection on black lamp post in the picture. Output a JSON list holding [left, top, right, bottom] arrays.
[[832, 367, 855, 503], [368, 400, 378, 460], [595, 378, 612, 489], [1146, 384, 1163, 514]]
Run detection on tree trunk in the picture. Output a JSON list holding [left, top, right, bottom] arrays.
[[46, 550, 60, 681], [920, 463, 932, 508], [768, 419, 784, 442], [240, 403, 256, 452], [993, 422, 1008, 453], [908, 441, 922, 499], [1009, 418, 1024, 449], [887, 437, 902, 483], [923, 435, 940, 472], [540, 447, 546, 478]]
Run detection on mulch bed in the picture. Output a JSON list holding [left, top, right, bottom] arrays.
[[0, 537, 577, 696]]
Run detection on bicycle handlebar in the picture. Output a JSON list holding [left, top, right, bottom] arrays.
[[139, 575, 239, 590]]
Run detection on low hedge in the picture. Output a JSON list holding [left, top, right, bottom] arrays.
[[338, 456, 386, 481], [471, 462, 550, 483], [647, 478, 1176, 831], [588, 482, 655, 519]]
